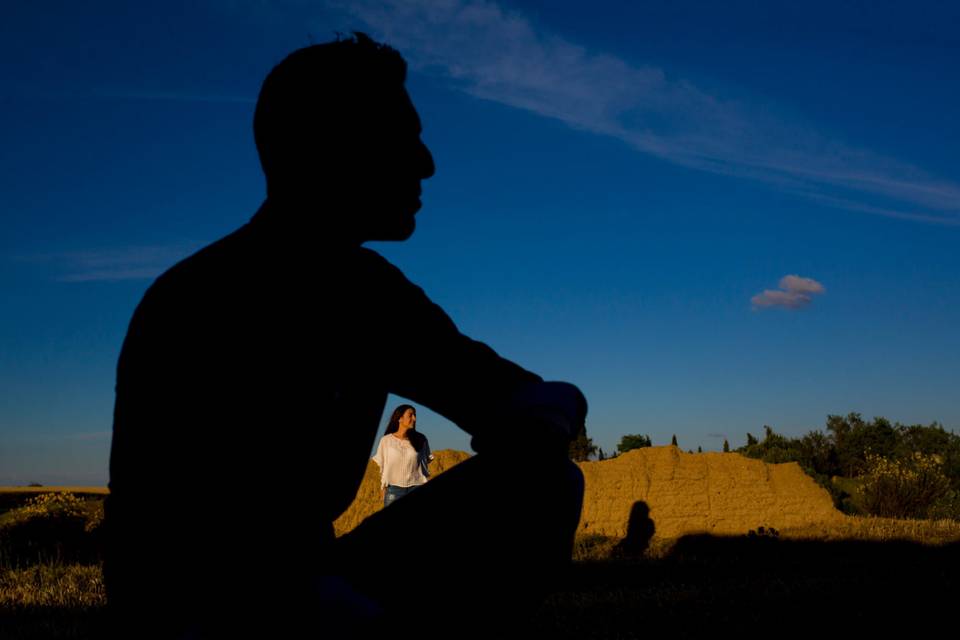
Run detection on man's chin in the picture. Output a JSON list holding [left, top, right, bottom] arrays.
[[392, 220, 416, 241]]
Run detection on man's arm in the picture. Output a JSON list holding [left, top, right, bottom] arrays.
[[362, 250, 586, 451]]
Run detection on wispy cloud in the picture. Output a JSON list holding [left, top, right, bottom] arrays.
[[332, 0, 960, 224], [16, 242, 201, 282], [94, 89, 256, 104], [752, 275, 826, 310], [11, 89, 256, 105]]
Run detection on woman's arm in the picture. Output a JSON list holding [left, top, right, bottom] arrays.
[[372, 436, 388, 493]]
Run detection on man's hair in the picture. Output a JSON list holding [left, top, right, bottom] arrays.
[[253, 32, 407, 183]]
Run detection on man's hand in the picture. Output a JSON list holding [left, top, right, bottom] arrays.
[[514, 380, 587, 440], [471, 381, 587, 455]]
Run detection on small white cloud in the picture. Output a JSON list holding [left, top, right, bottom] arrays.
[[778, 275, 825, 296], [752, 274, 826, 310]]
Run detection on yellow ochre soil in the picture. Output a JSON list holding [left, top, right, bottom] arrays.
[[333, 445, 844, 538]]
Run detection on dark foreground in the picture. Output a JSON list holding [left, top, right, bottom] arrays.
[[533, 534, 958, 637], [2, 534, 957, 639]]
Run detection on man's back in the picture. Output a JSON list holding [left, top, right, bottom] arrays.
[[107, 211, 388, 612]]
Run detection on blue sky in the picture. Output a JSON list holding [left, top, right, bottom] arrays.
[[2, 1, 958, 485]]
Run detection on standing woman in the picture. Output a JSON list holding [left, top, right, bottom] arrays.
[[372, 404, 434, 507]]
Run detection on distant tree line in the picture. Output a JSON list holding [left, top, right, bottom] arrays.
[[568, 429, 598, 462], [736, 413, 960, 520], [572, 432, 721, 461], [569, 432, 652, 462]]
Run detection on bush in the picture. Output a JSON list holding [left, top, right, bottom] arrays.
[[617, 434, 652, 454], [827, 475, 862, 515], [0, 493, 104, 567], [569, 430, 598, 462], [927, 490, 960, 520], [857, 452, 952, 519]]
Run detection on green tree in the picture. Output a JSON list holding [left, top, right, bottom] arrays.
[[697, 446, 702, 453], [569, 430, 598, 462], [671, 434, 678, 447], [797, 429, 839, 477], [824, 413, 902, 477], [617, 434, 652, 453], [723, 439, 730, 453], [896, 422, 960, 492], [746, 433, 758, 446], [744, 425, 803, 464]]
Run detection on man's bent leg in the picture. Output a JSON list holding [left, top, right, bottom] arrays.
[[334, 451, 584, 631]]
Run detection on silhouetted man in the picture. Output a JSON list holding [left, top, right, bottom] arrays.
[[105, 33, 586, 638]]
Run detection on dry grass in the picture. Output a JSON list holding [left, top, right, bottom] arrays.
[[1, 512, 958, 639], [0, 564, 105, 608], [778, 514, 960, 546], [0, 565, 107, 640], [572, 514, 960, 562]]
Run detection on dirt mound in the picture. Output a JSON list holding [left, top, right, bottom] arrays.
[[579, 446, 844, 538], [334, 446, 843, 538]]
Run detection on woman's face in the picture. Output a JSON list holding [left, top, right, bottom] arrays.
[[398, 408, 417, 430]]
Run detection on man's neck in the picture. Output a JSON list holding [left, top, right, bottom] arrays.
[[251, 197, 364, 246]]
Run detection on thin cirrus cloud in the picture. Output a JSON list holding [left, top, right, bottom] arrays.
[[331, 0, 960, 225], [752, 275, 826, 310], [17, 243, 201, 283], [93, 89, 256, 104]]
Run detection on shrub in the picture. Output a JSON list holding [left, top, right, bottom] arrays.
[[0, 493, 104, 567], [857, 452, 952, 519], [569, 430, 598, 462], [927, 490, 960, 520], [617, 434, 652, 454]]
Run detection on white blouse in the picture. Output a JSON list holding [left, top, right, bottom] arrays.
[[371, 434, 433, 490]]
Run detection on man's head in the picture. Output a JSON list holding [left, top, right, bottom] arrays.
[[254, 33, 435, 241]]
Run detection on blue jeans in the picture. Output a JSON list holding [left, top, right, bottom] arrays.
[[383, 484, 418, 507]]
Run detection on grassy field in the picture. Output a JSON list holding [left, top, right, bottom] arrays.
[[2, 490, 959, 638]]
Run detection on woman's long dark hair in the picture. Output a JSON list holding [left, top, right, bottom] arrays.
[[384, 404, 427, 453]]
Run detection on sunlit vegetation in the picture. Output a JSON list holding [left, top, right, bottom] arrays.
[[736, 413, 960, 519]]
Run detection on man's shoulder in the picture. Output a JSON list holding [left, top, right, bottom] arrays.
[[160, 226, 253, 282], [352, 246, 405, 278], [129, 225, 257, 327], [342, 247, 432, 304]]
